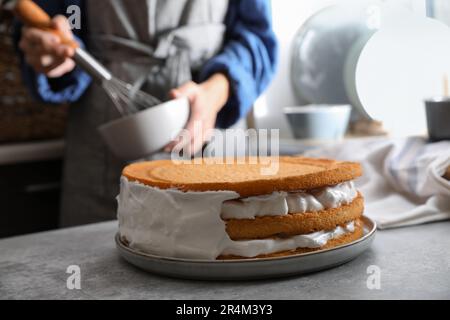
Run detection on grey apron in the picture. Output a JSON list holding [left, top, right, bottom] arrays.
[[60, 0, 229, 227]]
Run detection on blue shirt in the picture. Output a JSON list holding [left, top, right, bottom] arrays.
[[15, 0, 278, 128]]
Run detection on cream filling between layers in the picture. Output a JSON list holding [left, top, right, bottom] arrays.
[[118, 177, 359, 260], [221, 181, 358, 220], [221, 221, 355, 257]]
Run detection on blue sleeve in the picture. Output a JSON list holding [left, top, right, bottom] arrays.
[[199, 0, 278, 128], [13, 0, 91, 104]]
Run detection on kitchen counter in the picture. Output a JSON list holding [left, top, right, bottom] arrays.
[[0, 139, 65, 166], [1, 220, 449, 300]]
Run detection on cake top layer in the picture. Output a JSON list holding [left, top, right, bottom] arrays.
[[122, 157, 362, 197]]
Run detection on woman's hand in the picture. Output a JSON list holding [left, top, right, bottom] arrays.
[[19, 15, 76, 78], [165, 73, 230, 155]]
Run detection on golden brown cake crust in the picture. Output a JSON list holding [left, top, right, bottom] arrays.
[[218, 218, 364, 260], [122, 157, 362, 198], [225, 194, 364, 240]]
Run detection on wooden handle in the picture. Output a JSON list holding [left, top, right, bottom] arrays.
[[14, 0, 79, 48], [444, 166, 450, 181]]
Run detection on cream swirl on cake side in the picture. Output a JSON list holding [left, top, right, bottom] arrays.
[[221, 182, 358, 220]]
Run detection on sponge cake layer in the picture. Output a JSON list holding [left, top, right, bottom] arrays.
[[225, 194, 364, 240], [122, 157, 362, 198]]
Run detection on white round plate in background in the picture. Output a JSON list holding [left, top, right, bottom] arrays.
[[355, 11, 450, 137], [291, 2, 376, 107]]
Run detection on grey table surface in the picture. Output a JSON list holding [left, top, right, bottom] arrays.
[[1, 220, 449, 300]]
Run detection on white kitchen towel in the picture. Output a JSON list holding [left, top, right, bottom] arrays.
[[303, 137, 450, 229]]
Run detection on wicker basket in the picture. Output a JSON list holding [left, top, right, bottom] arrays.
[[0, 10, 68, 144]]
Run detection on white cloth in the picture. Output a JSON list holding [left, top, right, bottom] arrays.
[[303, 137, 450, 229]]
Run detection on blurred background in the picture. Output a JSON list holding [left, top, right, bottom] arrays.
[[255, 0, 450, 138], [0, 0, 449, 238], [0, 6, 66, 238]]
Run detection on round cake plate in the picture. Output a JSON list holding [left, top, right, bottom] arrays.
[[115, 216, 376, 281]]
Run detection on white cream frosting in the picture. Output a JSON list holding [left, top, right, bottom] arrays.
[[117, 177, 238, 260], [118, 177, 358, 260], [222, 221, 355, 257], [221, 181, 358, 220]]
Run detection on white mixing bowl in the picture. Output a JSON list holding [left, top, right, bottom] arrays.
[[98, 98, 189, 160]]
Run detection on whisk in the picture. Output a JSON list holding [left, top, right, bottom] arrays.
[[13, 0, 162, 116], [102, 78, 162, 116]]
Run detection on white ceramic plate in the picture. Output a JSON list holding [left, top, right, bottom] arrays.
[[115, 216, 376, 280], [355, 11, 450, 137], [291, 1, 377, 115]]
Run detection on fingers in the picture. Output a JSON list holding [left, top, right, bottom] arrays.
[[20, 27, 60, 55], [164, 114, 212, 155], [52, 15, 76, 57], [46, 59, 76, 78], [52, 15, 74, 40], [185, 119, 209, 155], [165, 81, 217, 155], [170, 81, 199, 103], [164, 135, 187, 154], [163, 120, 201, 155], [19, 16, 76, 76], [165, 82, 199, 152], [163, 128, 205, 156], [25, 54, 63, 74]]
